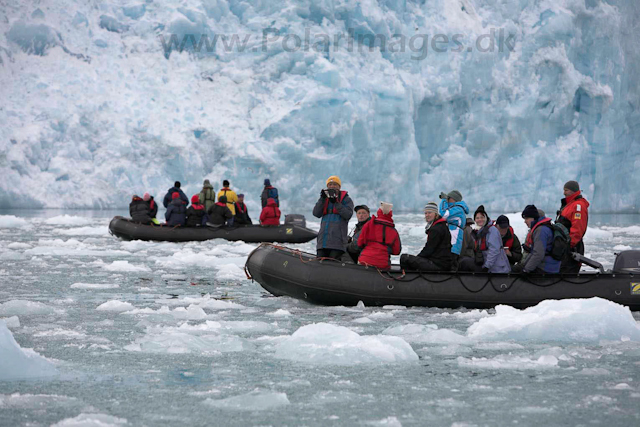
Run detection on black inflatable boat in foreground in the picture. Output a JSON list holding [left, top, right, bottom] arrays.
[[245, 244, 640, 310], [109, 216, 317, 243]]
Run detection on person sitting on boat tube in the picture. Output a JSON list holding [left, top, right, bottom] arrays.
[[511, 205, 561, 274], [129, 195, 152, 225], [312, 175, 354, 260], [235, 194, 253, 225], [438, 190, 470, 269], [143, 192, 159, 225], [356, 202, 401, 270], [165, 192, 187, 226], [207, 195, 233, 227], [186, 194, 207, 227], [495, 215, 523, 266], [259, 198, 281, 226], [458, 205, 510, 273], [400, 202, 452, 271], [347, 205, 371, 263]]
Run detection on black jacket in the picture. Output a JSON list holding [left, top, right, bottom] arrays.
[[162, 187, 189, 208], [502, 228, 523, 265], [261, 186, 279, 208], [148, 197, 158, 219], [207, 203, 233, 226], [234, 202, 252, 225], [165, 199, 186, 226], [417, 219, 452, 270], [347, 219, 370, 257], [186, 205, 207, 227], [130, 198, 152, 224]]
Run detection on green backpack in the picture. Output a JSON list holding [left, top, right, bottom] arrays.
[[544, 222, 570, 261]]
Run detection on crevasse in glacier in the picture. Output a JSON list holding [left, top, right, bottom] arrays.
[[0, 0, 638, 213]]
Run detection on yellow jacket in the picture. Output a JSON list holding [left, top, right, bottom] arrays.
[[217, 188, 238, 215]]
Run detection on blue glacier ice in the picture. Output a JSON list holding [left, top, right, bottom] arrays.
[[0, 0, 638, 213]]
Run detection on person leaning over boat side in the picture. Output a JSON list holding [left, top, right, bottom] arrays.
[[130, 195, 152, 225], [218, 180, 238, 226], [459, 205, 510, 273], [459, 217, 475, 260], [399, 202, 452, 272], [142, 192, 159, 224], [496, 215, 523, 266], [438, 190, 470, 268], [346, 205, 371, 263], [234, 194, 252, 225], [186, 194, 207, 227], [557, 180, 590, 274], [261, 179, 279, 208], [162, 181, 189, 208], [357, 202, 401, 270], [165, 192, 187, 227], [312, 175, 354, 260], [260, 198, 281, 226], [199, 179, 216, 212], [207, 195, 233, 227], [512, 205, 561, 274]]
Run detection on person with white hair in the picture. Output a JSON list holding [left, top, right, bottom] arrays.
[[400, 202, 452, 271]]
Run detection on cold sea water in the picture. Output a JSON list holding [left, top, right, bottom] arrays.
[[1, 209, 640, 427]]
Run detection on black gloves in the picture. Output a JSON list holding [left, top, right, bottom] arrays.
[[511, 263, 524, 274], [321, 189, 328, 199], [481, 267, 489, 273]]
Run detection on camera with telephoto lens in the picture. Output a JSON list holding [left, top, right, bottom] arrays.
[[325, 189, 339, 201]]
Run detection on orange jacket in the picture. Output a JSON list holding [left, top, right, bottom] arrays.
[[559, 191, 589, 247]]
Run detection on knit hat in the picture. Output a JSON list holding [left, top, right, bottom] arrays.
[[174, 181, 181, 188], [326, 175, 341, 187], [496, 215, 509, 227], [172, 192, 180, 200], [564, 180, 580, 193], [238, 193, 244, 198], [474, 205, 488, 221], [191, 194, 201, 204], [440, 190, 462, 202], [354, 205, 370, 213], [380, 202, 393, 215], [522, 205, 540, 219], [264, 179, 271, 186], [132, 194, 140, 200], [143, 192, 150, 201], [424, 202, 439, 213], [223, 180, 230, 187]]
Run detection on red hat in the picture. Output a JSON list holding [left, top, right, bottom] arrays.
[[172, 192, 180, 199], [191, 194, 201, 204]]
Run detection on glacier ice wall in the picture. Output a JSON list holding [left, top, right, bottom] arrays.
[[0, 0, 638, 213]]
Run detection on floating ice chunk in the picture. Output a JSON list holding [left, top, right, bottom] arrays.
[[204, 390, 289, 410], [1, 316, 20, 328], [0, 215, 29, 228], [177, 320, 275, 334], [100, 260, 150, 272], [57, 227, 107, 236], [71, 283, 119, 289], [197, 298, 245, 310], [0, 300, 56, 316], [353, 317, 375, 324], [382, 324, 469, 345], [96, 300, 134, 312], [365, 416, 403, 427], [0, 320, 57, 380], [434, 309, 491, 320], [457, 354, 559, 370], [466, 298, 640, 342], [267, 309, 292, 317], [613, 245, 633, 251], [368, 311, 394, 320], [52, 413, 127, 426], [613, 383, 633, 390], [274, 323, 418, 365], [0, 251, 26, 261], [126, 330, 253, 354], [8, 242, 31, 249], [44, 215, 94, 226], [216, 263, 246, 280], [578, 368, 611, 376]]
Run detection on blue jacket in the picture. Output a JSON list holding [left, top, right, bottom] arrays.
[[163, 187, 189, 208], [522, 217, 561, 273], [165, 198, 187, 226], [439, 200, 470, 255], [481, 225, 511, 273], [312, 192, 354, 251]]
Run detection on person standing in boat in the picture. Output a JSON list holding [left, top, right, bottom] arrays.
[[557, 180, 590, 273], [495, 215, 523, 266], [218, 180, 238, 226], [459, 206, 510, 273], [165, 192, 187, 226], [346, 205, 371, 263], [143, 192, 159, 224], [199, 179, 216, 212], [234, 194, 253, 225], [356, 202, 401, 270], [512, 205, 561, 274], [313, 176, 354, 260], [259, 197, 281, 226], [261, 179, 279, 208], [438, 190, 470, 269], [162, 181, 188, 208], [186, 194, 207, 227], [129, 195, 152, 225], [400, 202, 452, 271], [207, 195, 233, 227]]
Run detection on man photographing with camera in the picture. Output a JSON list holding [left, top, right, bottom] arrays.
[[313, 175, 354, 260]]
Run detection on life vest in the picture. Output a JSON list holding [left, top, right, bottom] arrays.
[[474, 222, 496, 252], [236, 202, 247, 214], [372, 217, 398, 250], [502, 227, 515, 249], [192, 203, 204, 211], [322, 191, 347, 215], [524, 217, 553, 251]]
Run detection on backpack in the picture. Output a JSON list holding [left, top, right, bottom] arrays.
[[267, 187, 279, 205], [544, 222, 570, 261]]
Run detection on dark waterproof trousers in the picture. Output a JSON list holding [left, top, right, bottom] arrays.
[[560, 239, 584, 274], [400, 254, 444, 272], [317, 249, 345, 260]]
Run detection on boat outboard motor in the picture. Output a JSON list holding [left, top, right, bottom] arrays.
[[285, 214, 306, 228], [613, 250, 640, 274], [571, 252, 604, 274]]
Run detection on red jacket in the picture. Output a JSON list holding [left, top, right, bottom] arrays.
[[357, 209, 401, 270], [260, 198, 281, 226], [560, 191, 590, 247]]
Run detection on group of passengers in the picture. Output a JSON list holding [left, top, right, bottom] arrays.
[[129, 179, 282, 228], [315, 176, 589, 275]]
